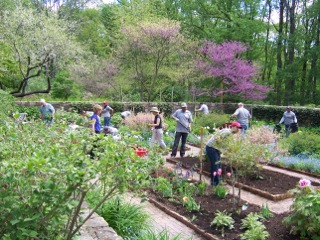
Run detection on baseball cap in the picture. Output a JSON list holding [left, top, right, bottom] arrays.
[[230, 122, 242, 128], [181, 102, 187, 108], [40, 99, 46, 103]]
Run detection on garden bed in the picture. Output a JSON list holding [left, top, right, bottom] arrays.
[[147, 189, 298, 240], [166, 157, 317, 201]]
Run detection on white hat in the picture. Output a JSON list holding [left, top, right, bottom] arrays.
[[150, 107, 160, 113], [40, 99, 46, 103], [181, 102, 187, 108]]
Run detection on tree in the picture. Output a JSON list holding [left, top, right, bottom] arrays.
[[197, 41, 271, 102], [0, 7, 85, 97], [119, 18, 196, 102]]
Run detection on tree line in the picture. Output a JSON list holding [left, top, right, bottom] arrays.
[[0, 0, 319, 106]]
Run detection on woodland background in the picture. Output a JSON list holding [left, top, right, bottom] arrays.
[[0, 0, 319, 106]]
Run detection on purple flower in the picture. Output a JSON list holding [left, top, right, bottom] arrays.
[[299, 179, 311, 188]]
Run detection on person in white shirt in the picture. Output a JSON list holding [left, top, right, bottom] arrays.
[[196, 103, 209, 114]]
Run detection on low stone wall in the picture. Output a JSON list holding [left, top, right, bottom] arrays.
[[79, 202, 122, 240]]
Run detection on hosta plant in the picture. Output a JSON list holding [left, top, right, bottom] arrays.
[[210, 210, 235, 237]]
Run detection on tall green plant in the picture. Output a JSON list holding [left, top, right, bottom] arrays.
[[0, 118, 163, 239], [0, 90, 15, 123]]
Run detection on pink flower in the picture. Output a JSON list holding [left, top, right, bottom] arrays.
[[226, 172, 231, 177], [217, 169, 222, 176], [213, 172, 217, 176], [299, 179, 311, 188], [167, 167, 173, 171]]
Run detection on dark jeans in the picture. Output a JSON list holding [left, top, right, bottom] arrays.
[[240, 124, 248, 134], [104, 117, 111, 126], [206, 145, 221, 186], [171, 132, 188, 157], [284, 124, 291, 137]]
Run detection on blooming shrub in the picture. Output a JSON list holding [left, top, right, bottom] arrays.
[[247, 126, 279, 144], [283, 180, 320, 238], [124, 112, 154, 132]]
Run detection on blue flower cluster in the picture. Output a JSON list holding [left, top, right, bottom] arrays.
[[276, 155, 320, 174]]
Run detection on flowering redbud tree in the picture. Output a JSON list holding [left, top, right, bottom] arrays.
[[197, 41, 271, 101], [120, 19, 194, 101]]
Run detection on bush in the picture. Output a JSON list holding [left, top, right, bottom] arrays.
[[283, 184, 320, 239], [192, 113, 230, 135], [282, 131, 320, 155]]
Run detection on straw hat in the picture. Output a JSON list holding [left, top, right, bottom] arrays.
[[181, 102, 187, 108], [150, 107, 160, 113]]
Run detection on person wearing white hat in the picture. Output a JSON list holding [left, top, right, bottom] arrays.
[[39, 99, 55, 126], [149, 107, 166, 150], [170, 102, 193, 158]]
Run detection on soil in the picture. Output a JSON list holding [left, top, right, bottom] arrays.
[[149, 164, 302, 240], [146, 156, 320, 239], [147, 189, 297, 240], [167, 156, 318, 195]]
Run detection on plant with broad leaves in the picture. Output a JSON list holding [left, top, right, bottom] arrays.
[[283, 180, 320, 238], [240, 213, 269, 240], [210, 210, 234, 237]]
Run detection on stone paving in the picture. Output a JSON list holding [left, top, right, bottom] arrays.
[[79, 144, 320, 239]]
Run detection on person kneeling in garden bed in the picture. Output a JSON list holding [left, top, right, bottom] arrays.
[[206, 122, 242, 186]]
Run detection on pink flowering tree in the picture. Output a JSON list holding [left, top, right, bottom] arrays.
[[197, 41, 271, 102], [120, 19, 195, 102]]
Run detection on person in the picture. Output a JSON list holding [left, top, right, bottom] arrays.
[[171, 102, 193, 158], [39, 99, 55, 126], [206, 122, 242, 186], [279, 106, 298, 137], [121, 110, 131, 119], [231, 102, 251, 134], [103, 126, 118, 136], [148, 107, 166, 150], [90, 104, 103, 134], [195, 103, 209, 114], [101, 100, 114, 127]]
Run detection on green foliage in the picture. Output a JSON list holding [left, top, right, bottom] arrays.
[[282, 131, 320, 156], [240, 213, 270, 240], [91, 196, 150, 239], [182, 196, 200, 212], [0, 90, 15, 123], [259, 204, 274, 219], [283, 186, 320, 238], [213, 183, 229, 199], [157, 102, 174, 118], [155, 177, 173, 198], [0, 115, 163, 238], [136, 228, 184, 240], [210, 210, 234, 237], [15, 106, 40, 120], [192, 113, 230, 135], [51, 71, 82, 100]]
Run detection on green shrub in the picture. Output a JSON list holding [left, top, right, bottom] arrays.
[[155, 177, 173, 198], [182, 196, 200, 212], [0, 90, 15, 123], [282, 131, 320, 155], [283, 185, 320, 238], [192, 113, 230, 135]]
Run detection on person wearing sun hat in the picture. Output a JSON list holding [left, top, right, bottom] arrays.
[[101, 100, 114, 127], [205, 122, 242, 186], [279, 106, 298, 138], [148, 107, 166, 150], [170, 102, 193, 158]]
